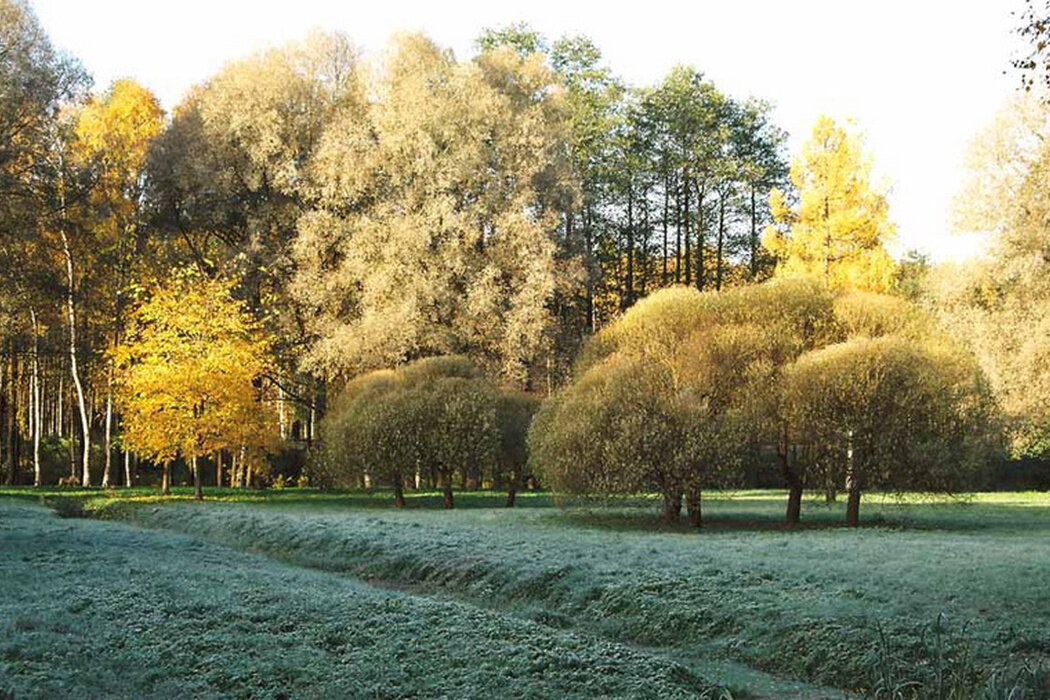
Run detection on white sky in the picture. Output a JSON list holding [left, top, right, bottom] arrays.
[[33, 0, 1026, 261]]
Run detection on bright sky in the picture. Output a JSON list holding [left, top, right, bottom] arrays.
[[33, 0, 1026, 262]]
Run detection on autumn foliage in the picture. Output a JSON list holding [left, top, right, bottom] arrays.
[[113, 274, 278, 497]]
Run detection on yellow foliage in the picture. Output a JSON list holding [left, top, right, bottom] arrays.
[[763, 116, 897, 293], [113, 273, 278, 466]]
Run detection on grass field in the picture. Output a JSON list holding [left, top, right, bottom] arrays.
[[3, 487, 1050, 698]]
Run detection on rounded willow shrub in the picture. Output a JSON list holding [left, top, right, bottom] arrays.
[[784, 335, 1000, 526], [319, 355, 512, 508]]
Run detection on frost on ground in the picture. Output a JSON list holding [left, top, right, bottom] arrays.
[[121, 495, 1050, 696], [0, 500, 719, 699]]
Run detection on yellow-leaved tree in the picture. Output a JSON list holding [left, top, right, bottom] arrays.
[[762, 116, 897, 292], [113, 273, 278, 498], [71, 79, 164, 488]]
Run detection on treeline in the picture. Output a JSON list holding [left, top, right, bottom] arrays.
[[0, 1, 790, 487], [3, 0, 1047, 505]]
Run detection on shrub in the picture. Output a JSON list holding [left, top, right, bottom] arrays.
[[784, 335, 1000, 525], [319, 356, 509, 508]]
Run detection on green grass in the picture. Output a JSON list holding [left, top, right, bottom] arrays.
[[5, 486, 1050, 697], [0, 499, 727, 699]]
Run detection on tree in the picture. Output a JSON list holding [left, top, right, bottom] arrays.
[[530, 286, 752, 526], [0, 0, 86, 486], [319, 356, 500, 508], [114, 273, 278, 498], [292, 34, 572, 386], [145, 31, 361, 446], [71, 79, 164, 488], [784, 335, 997, 526], [935, 97, 1050, 457], [763, 116, 897, 292], [494, 391, 541, 507]]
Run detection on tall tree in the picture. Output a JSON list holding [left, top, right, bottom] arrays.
[[292, 34, 572, 386], [71, 79, 164, 487], [763, 116, 897, 292]]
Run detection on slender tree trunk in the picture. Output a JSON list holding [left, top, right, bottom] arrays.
[[66, 390, 75, 480], [662, 176, 670, 284], [844, 432, 859, 526], [102, 386, 113, 487], [686, 489, 702, 528], [641, 187, 651, 295], [584, 206, 595, 332], [663, 489, 682, 522], [57, 371, 63, 443], [506, 479, 517, 508], [846, 483, 861, 527], [779, 433, 803, 527], [696, 180, 706, 290], [749, 185, 759, 279], [5, 347, 15, 485], [124, 450, 132, 488], [193, 454, 203, 500], [683, 174, 692, 286], [625, 183, 634, 308], [61, 230, 91, 487], [278, 384, 287, 440], [674, 182, 682, 283], [716, 192, 726, 290], [442, 473, 454, 509], [394, 478, 406, 508], [216, 451, 224, 488], [31, 310, 41, 487], [161, 461, 170, 495]]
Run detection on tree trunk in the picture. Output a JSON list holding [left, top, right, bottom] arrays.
[[749, 185, 759, 279], [192, 454, 203, 500], [124, 451, 132, 488], [778, 432, 803, 526], [674, 182, 682, 283], [501, 476, 514, 510], [663, 489, 682, 522], [625, 182, 634, 308], [102, 385, 113, 488], [845, 431, 859, 526], [31, 311, 41, 487], [846, 483, 861, 527], [216, 451, 224, 488], [393, 479, 406, 508], [442, 476, 454, 509], [716, 191, 726, 290], [584, 206, 595, 332], [5, 347, 15, 485], [161, 461, 170, 495], [683, 174, 692, 286], [686, 489, 702, 528], [662, 176, 670, 284], [695, 179, 706, 290], [61, 230, 91, 487]]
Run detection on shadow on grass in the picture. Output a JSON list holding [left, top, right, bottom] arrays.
[[5, 484, 1050, 535]]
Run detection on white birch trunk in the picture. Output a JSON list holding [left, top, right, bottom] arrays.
[[61, 229, 91, 486]]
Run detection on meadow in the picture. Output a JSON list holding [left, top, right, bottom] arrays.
[[3, 487, 1050, 698]]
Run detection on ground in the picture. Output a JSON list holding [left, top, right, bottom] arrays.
[[2, 488, 1050, 698]]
